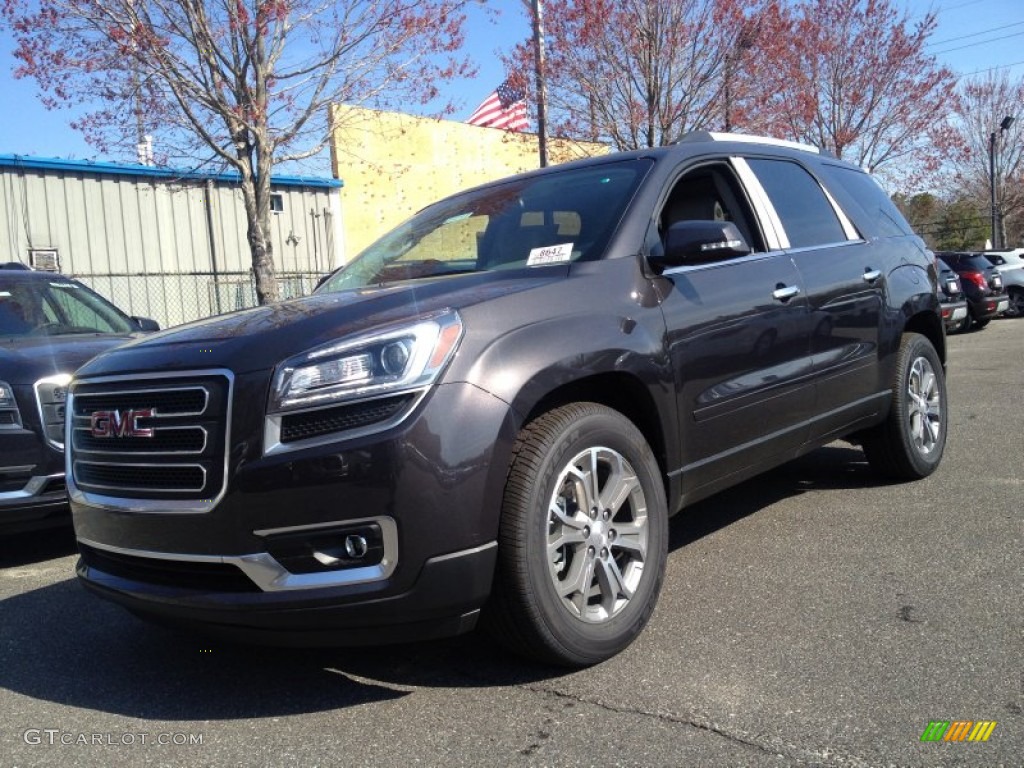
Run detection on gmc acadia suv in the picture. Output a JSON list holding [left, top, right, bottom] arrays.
[[67, 133, 947, 666]]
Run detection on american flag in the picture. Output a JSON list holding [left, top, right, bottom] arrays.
[[466, 80, 529, 132]]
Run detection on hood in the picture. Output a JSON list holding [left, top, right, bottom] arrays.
[[76, 270, 565, 378], [0, 333, 137, 384]]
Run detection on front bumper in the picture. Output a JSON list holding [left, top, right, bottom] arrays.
[[71, 378, 517, 644], [0, 428, 67, 534]]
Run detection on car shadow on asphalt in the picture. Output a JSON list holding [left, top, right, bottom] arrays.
[[667, 441, 884, 552], [0, 443, 888, 719], [0, 525, 77, 567]]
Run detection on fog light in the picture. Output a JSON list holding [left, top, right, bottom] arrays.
[[263, 522, 385, 574], [345, 534, 368, 559]]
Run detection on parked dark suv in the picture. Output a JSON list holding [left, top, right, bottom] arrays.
[[68, 133, 947, 666], [0, 265, 158, 535], [935, 251, 1008, 330]]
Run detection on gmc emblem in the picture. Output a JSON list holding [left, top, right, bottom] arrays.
[[90, 408, 156, 438]]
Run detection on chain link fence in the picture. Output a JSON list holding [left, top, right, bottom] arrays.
[[73, 271, 323, 329]]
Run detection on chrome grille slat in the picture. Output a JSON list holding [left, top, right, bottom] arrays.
[[72, 425, 208, 455]]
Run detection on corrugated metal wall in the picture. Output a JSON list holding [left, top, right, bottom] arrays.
[[1, 161, 341, 327]]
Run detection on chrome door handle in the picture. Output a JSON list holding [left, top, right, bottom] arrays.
[[863, 269, 882, 283], [772, 285, 800, 302]]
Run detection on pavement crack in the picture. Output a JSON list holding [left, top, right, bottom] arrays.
[[519, 683, 872, 768]]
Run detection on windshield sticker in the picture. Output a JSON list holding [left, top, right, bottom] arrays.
[[527, 243, 573, 266], [443, 212, 473, 225], [0, 292, 10, 297], [50, 282, 78, 289]]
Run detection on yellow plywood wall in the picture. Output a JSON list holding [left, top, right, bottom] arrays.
[[329, 104, 608, 260]]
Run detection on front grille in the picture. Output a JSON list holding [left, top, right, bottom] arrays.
[[280, 394, 415, 443], [69, 373, 230, 502], [79, 543, 259, 592]]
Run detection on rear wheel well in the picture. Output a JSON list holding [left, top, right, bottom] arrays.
[[902, 310, 945, 365]]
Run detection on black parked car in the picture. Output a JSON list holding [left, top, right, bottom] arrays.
[[935, 257, 969, 333], [0, 265, 158, 535], [67, 133, 947, 666], [934, 251, 1009, 330]]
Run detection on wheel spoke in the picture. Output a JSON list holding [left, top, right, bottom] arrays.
[[599, 462, 640, 516], [595, 555, 634, 607]]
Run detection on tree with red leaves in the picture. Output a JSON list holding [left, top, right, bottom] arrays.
[[506, 0, 766, 150], [741, 0, 956, 186], [3, 0, 474, 303]]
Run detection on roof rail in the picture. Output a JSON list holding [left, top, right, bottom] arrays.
[[674, 131, 821, 155]]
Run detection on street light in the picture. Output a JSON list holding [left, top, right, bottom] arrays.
[[989, 114, 1015, 249]]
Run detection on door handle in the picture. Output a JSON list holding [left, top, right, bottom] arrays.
[[772, 284, 800, 302], [863, 268, 882, 283]]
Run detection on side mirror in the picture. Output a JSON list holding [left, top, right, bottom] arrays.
[[132, 316, 160, 332], [651, 220, 751, 270]]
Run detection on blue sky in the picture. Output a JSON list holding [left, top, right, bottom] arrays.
[[0, 0, 1021, 170]]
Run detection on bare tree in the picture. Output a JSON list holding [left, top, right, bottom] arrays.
[[506, 0, 766, 150], [4, 0, 475, 303], [946, 71, 1024, 248]]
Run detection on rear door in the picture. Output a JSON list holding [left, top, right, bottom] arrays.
[[738, 156, 886, 440]]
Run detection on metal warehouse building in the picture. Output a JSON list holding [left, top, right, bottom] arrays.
[[0, 155, 343, 328]]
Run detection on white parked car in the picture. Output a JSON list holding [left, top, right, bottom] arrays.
[[983, 248, 1024, 317]]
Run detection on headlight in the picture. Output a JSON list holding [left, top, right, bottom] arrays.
[[268, 310, 464, 414], [0, 380, 21, 429], [34, 373, 72, 449], [0, 381, 16, 409]]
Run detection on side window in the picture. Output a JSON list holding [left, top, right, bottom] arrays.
[[745, 158, 848, 249], [819, 164, 912, 238], [659, 164, 765, 254]]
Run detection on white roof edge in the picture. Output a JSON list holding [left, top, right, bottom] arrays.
[[705, 132, 820, 155]]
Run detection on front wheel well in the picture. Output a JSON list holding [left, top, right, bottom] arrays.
[[522, 373, 668, 493]]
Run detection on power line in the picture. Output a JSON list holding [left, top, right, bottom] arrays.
[[927, 20, 1024, 48], [931, 30, 1024, 56], [954, 58, 1024, 79]]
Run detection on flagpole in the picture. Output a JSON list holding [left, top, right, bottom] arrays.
[[529, 0, 549, 168]]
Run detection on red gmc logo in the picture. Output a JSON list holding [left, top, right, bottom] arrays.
[[90, 408, 156, 438]]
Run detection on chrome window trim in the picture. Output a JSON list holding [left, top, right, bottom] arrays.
[[263, 387, 427, 457], [79, 515, 401, 591], [731, 157, 789, 250], [66, 368, 234, 514], [660, 249, 785, 276]]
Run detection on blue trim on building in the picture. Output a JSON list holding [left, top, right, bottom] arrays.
[[0, 154, 343, 189]]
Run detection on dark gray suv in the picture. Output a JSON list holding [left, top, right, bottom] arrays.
[[67, 133, 946, 665], [0, 266, 158, 535]]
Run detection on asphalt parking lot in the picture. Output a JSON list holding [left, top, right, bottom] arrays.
[[1, 319, 1021, 768]]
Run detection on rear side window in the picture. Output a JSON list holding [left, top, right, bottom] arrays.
[[745, 158, 847, 249], [820, 164, 913, 238]]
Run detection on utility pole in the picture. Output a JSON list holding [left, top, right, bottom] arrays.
[[529, 0, 549, 168]]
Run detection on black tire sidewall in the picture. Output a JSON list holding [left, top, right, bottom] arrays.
[[512, 406, 667, 664], [892, 334, 947, 475]]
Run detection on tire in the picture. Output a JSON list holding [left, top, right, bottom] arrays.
[[484, 403, 668, 667], [1007, 288, 1024, 318], [973, 316, 990, 329], [862, 333, 947, 480]]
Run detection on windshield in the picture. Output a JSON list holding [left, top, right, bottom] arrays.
[[318, 159, 652, 293], [0, 277, 136, 337]]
